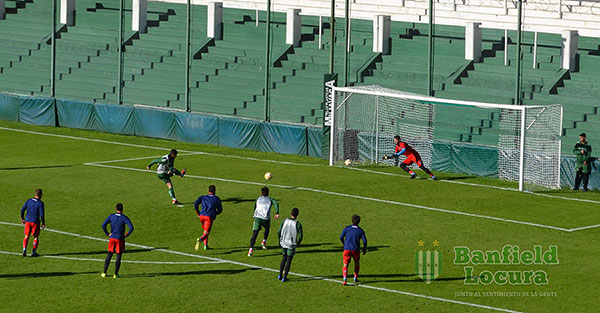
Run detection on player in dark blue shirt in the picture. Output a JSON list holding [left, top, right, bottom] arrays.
[[20, 189, 45, 257], [101, 203, 134, 278], [340, 214, 367, 286], [194, 185, 223, 250]]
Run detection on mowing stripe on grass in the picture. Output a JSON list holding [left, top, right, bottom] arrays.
[[349, 167, 600, 205], [2, 125, 594, 205], [0, 251, 223, 265], [83, 163, 573, 232], [0, 126, 320, 167], [0, 222, 523, 313]]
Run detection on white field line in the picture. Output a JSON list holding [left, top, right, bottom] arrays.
[[349, 167, 600, 205], [1, 125, 594, 204], [83, 163, 572, 233], [0, 251, 223, 265], [565, 224, 600, 232], [0, 222, 523, 313], [0, 126, 319, 167]]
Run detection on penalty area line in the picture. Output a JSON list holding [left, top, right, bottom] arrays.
[[0, 251, 223, 265], [0, 222, 522, 313], [348, 167, 600, 205], [83, 163, 572, 233]]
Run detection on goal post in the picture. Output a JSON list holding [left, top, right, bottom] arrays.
[[328, 85, 563, 191]]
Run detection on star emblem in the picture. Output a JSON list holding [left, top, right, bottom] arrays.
[[433, 240, 440, 247], [418, 240, 424, 246]]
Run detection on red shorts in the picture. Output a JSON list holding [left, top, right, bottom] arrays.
[[343, 250, 360, 264], [199, 215, 214, 232], [24, 222, 40, 237], [402, 154, 423, 167], [108, 238, 125, 254]]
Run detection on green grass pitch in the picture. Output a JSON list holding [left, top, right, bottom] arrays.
[[1, 119, 599, 313]]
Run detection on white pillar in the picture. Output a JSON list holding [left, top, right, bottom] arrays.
[[60, 0, 75, 26], [465, 22, 482, 62], [207, 2, 223, 40], [373, 15, 391, 54], [0, 0, 5, 20], [561, 30, 578, 70], [132, 0, 148, 33], [286, 9, 301, 47]]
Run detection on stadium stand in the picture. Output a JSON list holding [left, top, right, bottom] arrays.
[[0, 0, 599, 151]]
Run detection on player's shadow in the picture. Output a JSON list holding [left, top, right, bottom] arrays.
[[440, 176, 478, 181], [45, 248, 166, 256], [358, 274, 464, 284], [127, 268, 254, 278], [298, 245, 390, 255], [221, 197, 256, 204], [0, 165, 73, 171], [212, 243, 337, 256], [0, 271, 97, 279]]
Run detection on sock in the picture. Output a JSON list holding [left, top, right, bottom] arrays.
[[23, 237, 29, 250], [342, 266, 348, 280], [249, 230, 259, 248], [420, 165, 434, 176], [203, 236, 208, 246], [284, 256, 293, 278], [354, 264, 360, 278], [168, 188, 175, 199], [115, 253, 122, 275], [409, 170, 415, 176], [104, 252, 113, 274], [263, 228, 270, 242], [279, 255, 287, 277], [32, 238, 38, 251]]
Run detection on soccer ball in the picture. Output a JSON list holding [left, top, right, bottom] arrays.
[[264, 172, 272, 180], [344, 159, 352, 166]]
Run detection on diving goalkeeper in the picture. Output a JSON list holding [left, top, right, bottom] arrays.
[[383, 135, 437, 180]]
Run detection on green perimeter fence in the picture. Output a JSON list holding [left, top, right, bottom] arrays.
[[0, 92, 594, 190]]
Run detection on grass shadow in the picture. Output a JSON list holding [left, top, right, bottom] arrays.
[[126, 268, 256, 278], [298, 245, 389, 255], [440, 176, 478, 181], [0, 271, 97, 279], [0, 165, 73, 171], [45, 247, 166, 256], [221, 197, 255, 204]]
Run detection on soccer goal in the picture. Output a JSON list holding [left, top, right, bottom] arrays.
[[327, 85, 563, 191]]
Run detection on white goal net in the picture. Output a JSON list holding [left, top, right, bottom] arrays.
[[329, 85, 563, 191]]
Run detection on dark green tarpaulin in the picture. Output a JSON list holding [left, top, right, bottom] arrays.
[[57, 99, 95, 130], [260, 122, 307, 155], [19, 97, 55, 126], [174, 112, 219, 145], [0, 93, 19, 121], [307, 127, 323, 158], [93, 103, 135, 135], [432, 142, 498, 177], [134, 107, 177, 140], [219, 117, 261, 150]]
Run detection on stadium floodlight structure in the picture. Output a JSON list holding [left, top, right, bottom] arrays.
[[328, 85, 563, 192]]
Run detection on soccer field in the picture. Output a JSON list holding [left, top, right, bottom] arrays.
[[1, 120, 599, 313]]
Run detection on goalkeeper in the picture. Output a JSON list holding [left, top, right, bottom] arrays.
[[383, 135, 437, 180], [147, 149, 186, 205]]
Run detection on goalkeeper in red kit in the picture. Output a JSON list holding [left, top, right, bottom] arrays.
[[383, 135, 437, 180]]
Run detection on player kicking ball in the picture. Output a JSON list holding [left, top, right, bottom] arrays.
[[20, 189, 45, 257], [147, 149, 186, 205], [101, 203, 134, 279], [194, 185, 223, 251], [278, 208, 303, 282], [340, 214, 367, 286], [248, 187, 280, 257], [383, 135, 437, 180]]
